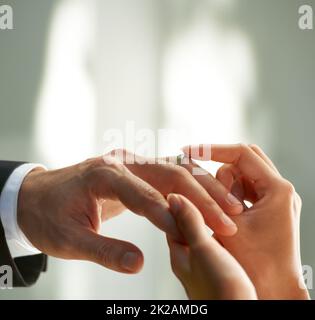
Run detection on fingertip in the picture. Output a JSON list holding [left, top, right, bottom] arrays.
[[120, 250, 144, 273], [226, 193, 244, 215], [167, 193, 181, 216], [227, 224, 238, 236], [218, 223, 238, 237]]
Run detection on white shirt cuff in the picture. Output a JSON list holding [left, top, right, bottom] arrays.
[[0, 163, 46, 258]]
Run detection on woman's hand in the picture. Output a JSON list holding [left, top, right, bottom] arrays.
[[183, 144, 310, 299], [166, 193, 257, 300]]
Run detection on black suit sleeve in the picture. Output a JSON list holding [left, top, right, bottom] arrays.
[[0, 161, 47, 287]]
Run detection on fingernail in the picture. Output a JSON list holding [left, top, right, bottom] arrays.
[[167, 194, 181, 214], [221, 213, 237, 228], [226, 193, 242, 206], [121, 252, 139, 271]]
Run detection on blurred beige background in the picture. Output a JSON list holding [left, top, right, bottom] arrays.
[[0, 0, 314, 299]]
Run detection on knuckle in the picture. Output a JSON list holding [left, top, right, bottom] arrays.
[[274, 179, 297, 205], [82, 157, 127, 196], [172, 165, 190, 180], [101, 155, 126, 174], [81, 157, 104, 172], [281, 179, 296, 197], [216, 165, 228, 179], [142, 185, 159, 200], [81, 157, 108, 182], [94, 241, 112, 267], [141, 186, 165, 211], [105, 159, 125, 172], [81, 157, 104, 178], [238, 143, 251, 154], [272, 179, 302, 218], [234, 143, 252, 164], [249, 144, 262, 153]]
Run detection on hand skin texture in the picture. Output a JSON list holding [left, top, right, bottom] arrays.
[[167, 193, 257, 300], [183, 144, 310, 300], [17, 150, 242, 273]]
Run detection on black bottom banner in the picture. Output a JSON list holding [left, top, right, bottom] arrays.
[[0, 300, 314, 319]]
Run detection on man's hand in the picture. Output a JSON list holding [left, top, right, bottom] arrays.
[[17, 156, 179, 273], [166, 193, 257, 300], [183, 144, 310, 299]]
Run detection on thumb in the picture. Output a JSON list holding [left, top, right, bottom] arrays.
[[75, 229, 144, 273]]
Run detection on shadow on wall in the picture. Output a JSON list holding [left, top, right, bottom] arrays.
[[0, 0, 56, 160], [0, 0, 59, 300]]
